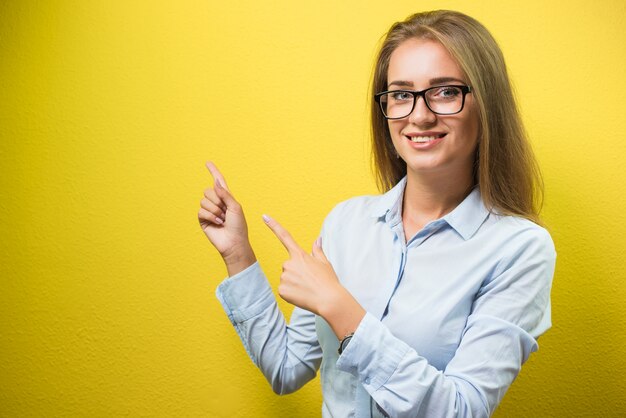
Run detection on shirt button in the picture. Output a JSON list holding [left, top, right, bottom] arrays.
[[364, 377, 371, 385]]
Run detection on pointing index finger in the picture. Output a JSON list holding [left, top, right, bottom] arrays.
[[263, 214, 301, 256], [205, 161, 229, 190]]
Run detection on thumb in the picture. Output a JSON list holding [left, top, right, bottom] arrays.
[[311, 237, 329, 263]]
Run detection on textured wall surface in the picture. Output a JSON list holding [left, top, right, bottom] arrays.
[[1, 0, 625, 417]]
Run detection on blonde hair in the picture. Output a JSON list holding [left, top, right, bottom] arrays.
[[371, 10, 544, 224]]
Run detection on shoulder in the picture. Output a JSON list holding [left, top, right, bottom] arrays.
[[319, 193, 389, 242], [483, 213, 557, 272], [322, 194, 381, 229], [494, 214, 555, 252], [319, 193, 387, 261], [328, 194, 380, 215]]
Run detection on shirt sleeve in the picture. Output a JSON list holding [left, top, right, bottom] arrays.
[[335, 227, 556, 418], [216, 261, 323, 395]]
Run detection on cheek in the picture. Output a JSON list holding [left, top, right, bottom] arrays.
[[387, 120, 404, 139]]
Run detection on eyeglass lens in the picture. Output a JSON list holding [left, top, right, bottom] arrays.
[[379, 86, 465, 118]]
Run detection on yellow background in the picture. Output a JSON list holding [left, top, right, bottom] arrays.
[[1, 0, 625, 416]]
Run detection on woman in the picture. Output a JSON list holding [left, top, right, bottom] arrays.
[[198, 10, 556, 418]]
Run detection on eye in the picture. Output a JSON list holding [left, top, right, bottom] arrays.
[[390, 91, 413, 101], [430, 86, 462, 100]]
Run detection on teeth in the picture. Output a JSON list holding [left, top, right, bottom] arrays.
[[409, 135, 437, 143]]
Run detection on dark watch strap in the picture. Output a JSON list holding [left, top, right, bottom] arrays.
[[338, 333, 354, 355]]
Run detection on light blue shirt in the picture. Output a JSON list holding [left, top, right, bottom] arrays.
[[216, 177, 556, 418]]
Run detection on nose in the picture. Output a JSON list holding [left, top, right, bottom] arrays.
[[408, 96, 437, 125]]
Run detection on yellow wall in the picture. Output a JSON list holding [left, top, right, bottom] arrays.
[[1, 1, 625, 416]]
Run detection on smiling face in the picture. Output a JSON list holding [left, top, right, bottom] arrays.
[[386, 38, 479, 182]]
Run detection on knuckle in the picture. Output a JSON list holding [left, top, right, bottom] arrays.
[[206, 195, 218, 205], [283, 260, 297, 272], [201, 199, 214, 212], [198, 210, 211, 221]]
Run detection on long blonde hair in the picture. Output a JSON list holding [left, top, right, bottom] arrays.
[[371, 10, 544, 224]]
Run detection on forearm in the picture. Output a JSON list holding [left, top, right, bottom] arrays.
[[335, 312, 539, 418], [216, 262, 322, 394]]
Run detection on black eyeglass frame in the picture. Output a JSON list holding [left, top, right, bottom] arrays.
[[374, 85, 472, 119]]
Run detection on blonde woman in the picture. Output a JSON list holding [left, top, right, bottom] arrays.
[[199, 10, 555, 418]]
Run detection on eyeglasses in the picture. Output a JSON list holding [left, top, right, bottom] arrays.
[[374, 85, 472, 119]]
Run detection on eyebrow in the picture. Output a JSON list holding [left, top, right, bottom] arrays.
[[388, 77, 466, 88]]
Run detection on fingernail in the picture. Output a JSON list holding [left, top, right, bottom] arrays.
[[315, 237, 322, 247], [262, 214, 271, 224], [215, 178, 223, 189], [214, 216, 224, 225]]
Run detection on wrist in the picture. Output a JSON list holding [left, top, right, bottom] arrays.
[[320, 286, 365, 340], [338, 332, 354, 355], [223, 242, 257, 276]]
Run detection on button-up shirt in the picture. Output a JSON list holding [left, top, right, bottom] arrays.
[[216, 177, 556, 417]]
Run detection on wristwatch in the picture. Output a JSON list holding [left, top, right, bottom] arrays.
[[338, 332, 354, 355]]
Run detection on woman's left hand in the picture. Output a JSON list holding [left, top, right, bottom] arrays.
[[263, 214, 361, 319], [263, 214, 366, 339]]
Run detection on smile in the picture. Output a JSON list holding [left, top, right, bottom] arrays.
[[405, 134, 446, 143]]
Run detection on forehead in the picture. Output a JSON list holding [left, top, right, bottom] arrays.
[[387, 38, 465, 85]]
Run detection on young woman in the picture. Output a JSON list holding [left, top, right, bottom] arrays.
[[198, 10, 556, 418]]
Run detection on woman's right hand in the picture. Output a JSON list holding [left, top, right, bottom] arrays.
[[198, 162, 256, 276]]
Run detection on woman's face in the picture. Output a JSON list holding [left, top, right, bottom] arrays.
[[386, 38, 479, 180]]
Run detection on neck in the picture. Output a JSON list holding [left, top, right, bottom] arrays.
[[402, 169, 474, 231]]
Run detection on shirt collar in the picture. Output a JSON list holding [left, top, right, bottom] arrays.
[[442, 186, 490, 240], [369, 176, 490, 241], [370, 176, 407, 219]]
